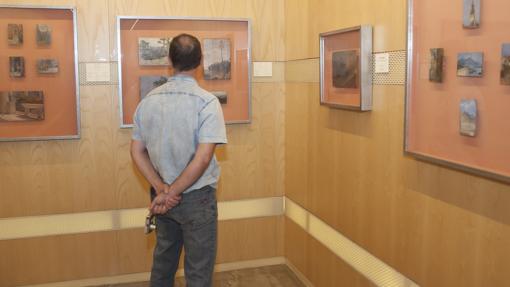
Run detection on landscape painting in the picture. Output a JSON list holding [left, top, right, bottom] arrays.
[[9, 57, 25, 78], [463, 0, 480, 29], [429, 48, 444, 83], [37, 59, 59, 74], [140, 76, 169, 99], [0, 91, 44, 122], [36, 24, 52, 45], [460, 99, 477, 137], [7, 24, 23, 45], [332, 50, 359, 89], [138, 37, 171, 66], [211, 91, 228, 104], [457, 52, 483, 77], [203, 39, 231, 80], [501, 44, 510, 85]]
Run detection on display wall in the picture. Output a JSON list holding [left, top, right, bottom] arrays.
[[284, 0, 510, 286], [1, 0, 510, 286], [0, 1, 285, 286]]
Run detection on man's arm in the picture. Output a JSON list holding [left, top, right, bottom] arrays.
[[167, 142, 217, 195], [131, 140, 181, 213], [151, 143, 216, 211], [130, 140, 166, 193]]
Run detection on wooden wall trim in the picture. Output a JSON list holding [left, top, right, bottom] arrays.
[[22, 257, 286, 287], [0, 197, 284, 241], [285, 198, 419, 287]]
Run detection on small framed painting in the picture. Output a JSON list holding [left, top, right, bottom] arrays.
[[320, 25, 373, 111]]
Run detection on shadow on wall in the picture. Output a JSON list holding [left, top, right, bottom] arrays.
[[324, 108, 373, 138], [403, 156, 510, 227]]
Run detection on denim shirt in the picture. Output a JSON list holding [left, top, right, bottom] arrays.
[[132, 75, 227, 193]]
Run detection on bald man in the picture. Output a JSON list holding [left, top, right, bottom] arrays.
[[131, 34, 227, 287]]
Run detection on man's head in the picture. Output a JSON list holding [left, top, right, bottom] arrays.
[[169, 34, 202, 72]]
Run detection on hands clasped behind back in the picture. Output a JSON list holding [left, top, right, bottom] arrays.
[[150, 184, 182, 214]]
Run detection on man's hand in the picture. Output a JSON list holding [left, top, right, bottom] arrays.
[[149, 187, 182, 214]]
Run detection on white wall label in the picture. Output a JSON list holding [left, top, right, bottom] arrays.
[[374, 53, 390, 74], [85, 62, 111, 82], [253, 62, 273, 77]]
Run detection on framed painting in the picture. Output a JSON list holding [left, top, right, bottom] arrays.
[[117, 16, 252, 128], [406, 0, 510, 182], [320, 25, 373, 111], [0, 5, 80, 141]]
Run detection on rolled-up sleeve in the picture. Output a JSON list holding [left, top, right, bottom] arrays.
[[198, 98, 227, 144]]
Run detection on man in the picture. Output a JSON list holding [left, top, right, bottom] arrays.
[[130, 34, 227, 287]]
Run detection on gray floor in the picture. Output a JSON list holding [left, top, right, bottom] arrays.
[[99, 265, 305, 287]]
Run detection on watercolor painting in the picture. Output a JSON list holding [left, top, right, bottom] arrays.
[[429, 48, 444, 83], [501, 44, 510, 85], [140, 76, 169, 99], [0, 91, 44, 122], [9, 57, 25, 78], [211, 91, 228, 104], [7, 24, 23, 45], [332, 50, 359, 88], [36, 24, 52, 45], [463, 0, 480, 29], [37, 59, 59, 74], [203, 39, 231, 80], [457, 52, 483, 77], [138, 37, 171, 66], [460, 99, 477, 137]]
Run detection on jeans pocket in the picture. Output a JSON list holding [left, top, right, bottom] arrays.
[[183, 191, 217, 230]]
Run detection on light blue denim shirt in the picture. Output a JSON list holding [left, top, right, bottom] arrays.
[[132, 75, 227, 193]]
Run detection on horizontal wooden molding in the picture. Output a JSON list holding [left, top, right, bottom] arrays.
[[0, 197, 284, 241], [285, 198, 419, 287]]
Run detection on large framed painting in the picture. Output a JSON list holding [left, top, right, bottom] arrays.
[[320, 25, 373, 111], [0, 5, 80, 141], [117, 16, 252, 128], [406, 0, 510, 182]]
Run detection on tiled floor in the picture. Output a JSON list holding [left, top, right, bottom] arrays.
[[98, 265, 305, 287]]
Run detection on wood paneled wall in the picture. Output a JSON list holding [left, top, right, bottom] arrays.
[[0, 217, 284, 286], [284, 0, 510, 286], [0, 0, 285, 216], [0, 0, 285, 285]]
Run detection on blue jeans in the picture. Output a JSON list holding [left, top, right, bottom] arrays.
[[150, 185, 218, 287]]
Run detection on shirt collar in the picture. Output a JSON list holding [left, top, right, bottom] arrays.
[[169, 74, 197, 84]]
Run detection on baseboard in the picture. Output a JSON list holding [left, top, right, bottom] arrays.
[[23, 257, 287, 287], [285, 259, 314, 287]]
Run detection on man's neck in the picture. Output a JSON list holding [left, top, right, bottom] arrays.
[[173, 69, 195, 78]]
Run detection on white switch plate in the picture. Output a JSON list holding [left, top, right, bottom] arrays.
[[85, 62, 111, 82], [374, 53, 390, 74], [253, 62, 273, 77]]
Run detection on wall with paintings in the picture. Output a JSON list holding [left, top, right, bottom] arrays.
[[284, 0, 510, 286], [0, 0, 285, 286]]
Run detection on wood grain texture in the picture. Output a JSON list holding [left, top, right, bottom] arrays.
[[76, 0, 110, 62], [285, 1, 510, 286], [108, 0, 285, 62], [285, 218, 374, 287], [285, 82, 510, 286], [0, 0, 285, 218], [0, 216, 283, 286], [284, 0, 407, 61]]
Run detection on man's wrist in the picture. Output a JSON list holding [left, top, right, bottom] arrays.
[[165, 184, 182, 196], [154, 181, 166, 195]]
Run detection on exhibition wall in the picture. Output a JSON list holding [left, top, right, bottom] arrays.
[[284, 0, 510, 286], [1, 0, 510, 286], [0, 0, 285, 286]]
